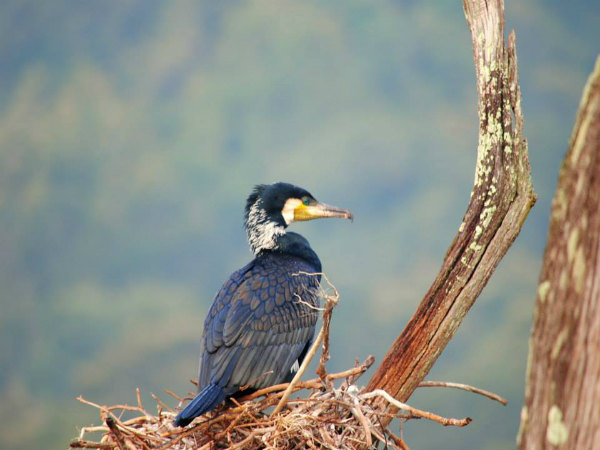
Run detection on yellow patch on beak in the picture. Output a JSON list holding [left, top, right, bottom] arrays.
[[293, 203, 314, 222]]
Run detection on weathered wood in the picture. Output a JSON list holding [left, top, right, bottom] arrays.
[[518, 56, 600, 450], [366, 0, 536, 425]]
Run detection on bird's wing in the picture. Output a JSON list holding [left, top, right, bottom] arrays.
[[198, 259, 320, 392]]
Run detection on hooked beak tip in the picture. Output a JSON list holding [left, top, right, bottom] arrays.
[[325, 205, 353, 222]]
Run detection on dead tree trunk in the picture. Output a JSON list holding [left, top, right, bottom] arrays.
[[518, 56, 600, 450], [366, 0, 536, 425]]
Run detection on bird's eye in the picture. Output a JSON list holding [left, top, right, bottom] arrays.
[[301, 196, 310, 206]]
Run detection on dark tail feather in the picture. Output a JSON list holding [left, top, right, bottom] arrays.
[[174, 383, 226, 427]]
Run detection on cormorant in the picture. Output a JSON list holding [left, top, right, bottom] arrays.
[[174, 182, 353, 427]]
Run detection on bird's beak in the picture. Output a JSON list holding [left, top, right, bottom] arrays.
[[294, 201, 354, 222]]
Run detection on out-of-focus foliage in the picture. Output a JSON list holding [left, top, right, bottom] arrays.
[[0, 1, 598, 449]]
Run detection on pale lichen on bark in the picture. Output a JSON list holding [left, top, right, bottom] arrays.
[[546, 406, 569, 446], [537, 280, 550, 303]]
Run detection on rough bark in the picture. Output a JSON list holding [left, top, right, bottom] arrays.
[[518, 56, 600, 450], [366, 0, 536, 425]]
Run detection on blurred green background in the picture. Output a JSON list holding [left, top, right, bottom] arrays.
[[1, 1, 598, 449]]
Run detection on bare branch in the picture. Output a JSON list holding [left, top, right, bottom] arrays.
[[366, 0, 535, 426], [361, 390, 472, 427], [418, 380, 507, 405]]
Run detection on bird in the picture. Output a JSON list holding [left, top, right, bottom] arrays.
[[174, 182, 353, 427]]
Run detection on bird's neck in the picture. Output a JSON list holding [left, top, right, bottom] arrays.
[[246, 202, 286, 254], [247, 221, 286, 254], [258, 232, 322, 273]]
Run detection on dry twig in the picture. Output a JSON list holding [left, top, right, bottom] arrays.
[[272, 272, 339, 415], [418, 380, 508, 405]]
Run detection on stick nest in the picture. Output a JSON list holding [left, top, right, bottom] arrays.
[[71, 275, 502, 450], [73, 358, 404, 450]]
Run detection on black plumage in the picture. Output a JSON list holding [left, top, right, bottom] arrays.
[[174, 182, 352, 427]]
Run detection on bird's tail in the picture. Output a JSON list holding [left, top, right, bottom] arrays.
[[174, 383, 225, 427]]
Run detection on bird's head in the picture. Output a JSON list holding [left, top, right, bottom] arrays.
[[244, 182, 353, 254]]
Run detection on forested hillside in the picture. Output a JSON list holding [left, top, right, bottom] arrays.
[[0, 1, 598, 448]]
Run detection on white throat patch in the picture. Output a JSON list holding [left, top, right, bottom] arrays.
[[246, 200, 285, 254], [281, 198, 302, 225]]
